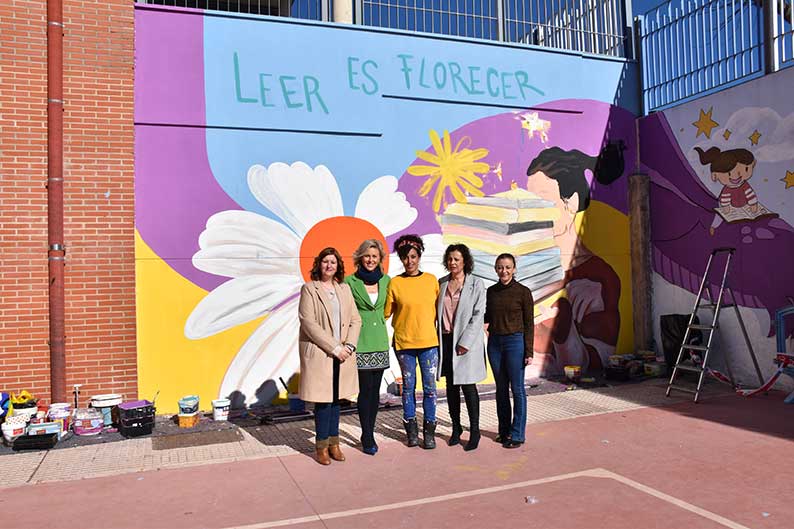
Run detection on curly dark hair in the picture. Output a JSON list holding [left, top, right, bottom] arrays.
[[443, 244, 474, 275], [394, 234, 425, 260], [309, 247, 345, 283]]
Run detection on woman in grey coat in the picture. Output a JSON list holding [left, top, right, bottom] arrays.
[[437, 243, 487, 451]]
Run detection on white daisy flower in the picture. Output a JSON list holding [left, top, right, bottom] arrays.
[[184, 161, 446, 406]]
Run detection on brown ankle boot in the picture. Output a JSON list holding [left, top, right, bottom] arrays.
[[315, 439, 331, 465], [328, 436, 345, 461]]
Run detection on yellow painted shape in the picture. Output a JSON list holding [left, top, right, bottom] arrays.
[[135, 231, 263, 414], [575, 201, 635, 355]]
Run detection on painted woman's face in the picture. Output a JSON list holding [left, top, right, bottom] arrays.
[[400, 248, 420, 276], [712, 161, 755, 188], [320, 254, 337, 281], [527, 170, 577, 237], [361, 247, 381, 272]]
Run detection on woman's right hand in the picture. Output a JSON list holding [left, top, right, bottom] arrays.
[[332, 344, 351, 362]]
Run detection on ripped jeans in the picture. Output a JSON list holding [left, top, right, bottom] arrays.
[[396, 347, 438, 423]]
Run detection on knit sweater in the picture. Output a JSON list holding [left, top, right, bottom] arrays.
[[384, 272, 439, 351], [484, 279, 535, 358]]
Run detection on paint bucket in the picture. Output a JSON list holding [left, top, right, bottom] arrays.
[[91, 394, 122, 427], [564, 365, 582, 381], [12, 405, 38, 421], [73, 408, 103, 436], [178, 412, 199, 428], [47, 405, 72, 435], [212, 399, 231, 421], [2, 421, 26, 445], [287, 394, 305, 413], [178, 395, 199, 415]]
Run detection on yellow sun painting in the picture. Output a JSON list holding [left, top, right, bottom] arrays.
[[408, 129, 490, 212]]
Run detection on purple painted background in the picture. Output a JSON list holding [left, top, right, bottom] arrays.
[[393, 99, 637, 240], [135, 9, 240, 291], [640, 112, 794, 335]]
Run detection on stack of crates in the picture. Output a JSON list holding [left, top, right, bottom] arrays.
[[116, 400, 156, 437]]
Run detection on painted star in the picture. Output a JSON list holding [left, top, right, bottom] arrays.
[[692, 107, 719, 139], [749, 130, 762, 145], [782, 170, 794, 189], [723, 129, 732, 140]]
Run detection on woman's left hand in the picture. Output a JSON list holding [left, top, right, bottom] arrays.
[[456, 345, 468, 356], [524, 356, 532, 366]]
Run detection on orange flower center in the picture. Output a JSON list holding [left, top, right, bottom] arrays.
[[299, 216, 388, 282]]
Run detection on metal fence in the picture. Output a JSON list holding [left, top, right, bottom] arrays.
[[136, 0, 630, 58], [771, 0, 794, 69], [639, 0, 794, 112]]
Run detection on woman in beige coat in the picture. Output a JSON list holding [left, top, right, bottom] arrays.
[[299, 247, 362, 466]]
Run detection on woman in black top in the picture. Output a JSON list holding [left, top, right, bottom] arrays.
[[484, 253, 534, 449]]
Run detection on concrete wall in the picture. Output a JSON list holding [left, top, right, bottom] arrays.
[[639, 66, 794, 391]]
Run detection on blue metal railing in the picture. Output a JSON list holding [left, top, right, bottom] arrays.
[[639, 0, 793, 112]]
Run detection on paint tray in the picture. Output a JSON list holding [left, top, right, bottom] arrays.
[[13, 433, 58, 451]]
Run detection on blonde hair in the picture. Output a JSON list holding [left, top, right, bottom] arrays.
[[352, 239, 386, 270]]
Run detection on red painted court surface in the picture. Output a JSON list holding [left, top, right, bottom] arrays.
[[2, 393, 792, 529]]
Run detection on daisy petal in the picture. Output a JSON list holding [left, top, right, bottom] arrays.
[[194, 210, 301, 278], [355, 176, 418, 237], [219, 297, 300, 406], [184, 275, 301, 338], [247, 162, 343, 237]]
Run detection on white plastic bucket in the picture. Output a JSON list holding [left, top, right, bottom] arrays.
[[211, 399, 230, 421], [2, 421, 26, 445]]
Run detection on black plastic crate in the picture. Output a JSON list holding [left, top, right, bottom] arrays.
[[115, 400, 155, 422], [13, 433, 58, 451], [119, 416, 155, 438]]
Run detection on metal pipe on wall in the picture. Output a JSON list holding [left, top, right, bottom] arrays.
[[47, 0, 67, 404]]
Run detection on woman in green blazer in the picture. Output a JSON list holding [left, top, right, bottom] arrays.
[[344, 239, 391, 455]]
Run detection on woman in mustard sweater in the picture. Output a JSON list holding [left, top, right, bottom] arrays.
[[384, 234, 440, 449]]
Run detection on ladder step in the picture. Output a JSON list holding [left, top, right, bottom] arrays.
[[668, 384, 698, 395], [682, 344, 708, 351], [688, 324, 715, 331], [700, 303, 734, 309], [674, 363, 703, 373]]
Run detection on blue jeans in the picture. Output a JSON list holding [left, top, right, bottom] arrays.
[[487, 333, 527, 442], [314, 403, 340, 441], [397, 347, 438, 423]]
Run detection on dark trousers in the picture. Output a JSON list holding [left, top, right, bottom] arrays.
[[314, 358, 340, 442], [447, 382, 480, 433], [357, 368, 385, 449], [442, 333, 480, 433]]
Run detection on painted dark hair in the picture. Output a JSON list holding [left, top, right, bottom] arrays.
[[309, 247, 345, 283], [394, 234, 425, 259], [494, 253, 516, 267], [526, 144, 624, 213], [443, 244, 474, 275], [694, 146, 755, 173]]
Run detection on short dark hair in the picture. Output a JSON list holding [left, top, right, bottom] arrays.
[[310, 247, 345, 283], [394, 234, 425, 260], [443, 244, 474, 275], [526, 147, 596, 212], [494, 253, 516, 267]]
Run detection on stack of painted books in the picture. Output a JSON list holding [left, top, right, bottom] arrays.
[[440, 188, 566, 312]]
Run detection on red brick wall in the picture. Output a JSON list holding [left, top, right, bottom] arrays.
[[0, 1, 137, 405]]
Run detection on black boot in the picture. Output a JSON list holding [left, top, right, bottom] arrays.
[[447, 384, 462, 446], [423, 420, 436, 449], [404, 418, 419, 447], [463, 384, 480, 452]]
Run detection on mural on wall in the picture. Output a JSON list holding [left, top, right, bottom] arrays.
[[134, 5, 639, 410], [640, 67, 794, 387]]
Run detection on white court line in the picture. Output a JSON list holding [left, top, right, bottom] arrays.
[[225, 467, 751, 529]]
